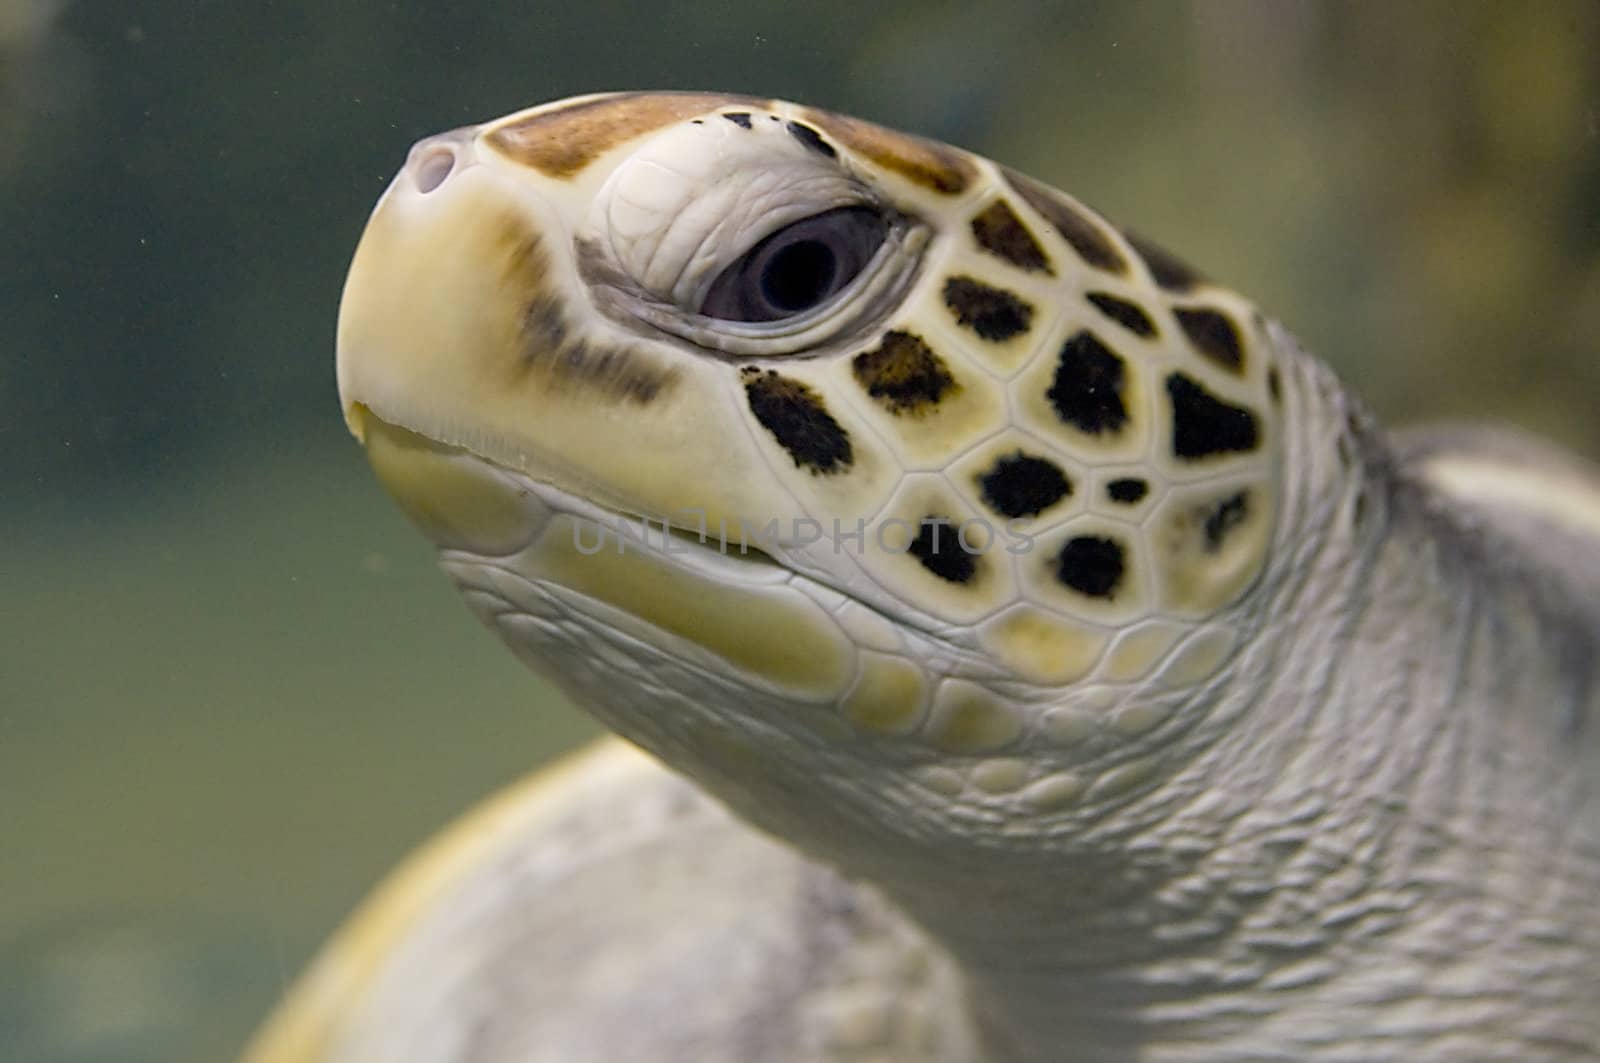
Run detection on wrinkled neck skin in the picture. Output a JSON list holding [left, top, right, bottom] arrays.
[[871, 331, 1600, 1061], [636, 327, 1599, 1061]]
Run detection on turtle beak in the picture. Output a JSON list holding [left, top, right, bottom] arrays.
[[336, 126, 559, 556], [334, 124, 502, 445]]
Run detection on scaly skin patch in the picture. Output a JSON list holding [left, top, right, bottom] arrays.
[[925, 680, 1022, 754], [841, 651, 931, 736], [977, 606, 1107, 685], [1102, 621, 1184, 682]]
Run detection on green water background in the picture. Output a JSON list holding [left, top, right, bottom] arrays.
[[3, 2, 1598, 1059]]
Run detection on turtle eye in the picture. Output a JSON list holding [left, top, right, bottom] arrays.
[[700, 206, 888, 323]]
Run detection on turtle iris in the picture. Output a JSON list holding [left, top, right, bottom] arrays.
[[701, 207, 887, 322]]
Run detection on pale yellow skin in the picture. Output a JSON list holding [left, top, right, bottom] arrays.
[[248, 94, 1600, 1061]]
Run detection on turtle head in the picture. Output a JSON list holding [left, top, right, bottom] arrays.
[[338, 91, 1289, 892]]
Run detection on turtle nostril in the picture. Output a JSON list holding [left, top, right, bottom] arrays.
[[413, 148, 455, 194]]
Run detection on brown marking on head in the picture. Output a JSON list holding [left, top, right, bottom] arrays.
[[852, 330, 960, 416], [970, 200, 1053, 275], [942, 276, 1033, 342], [488, 92, 763, 178], [1106, 478, 1149, 505], [1047, 331, 1128, 436], [1055, 535, 1126, 599], [785, 120, 836, 158], [1124, 230, 1207, 292], [978, 451, 1072, 519], [1174, 306, 1245, 373], [1003, 168, 1129, 275], [800, 108, 976, 195], [909, 515, 980, 584], [742, 369, 854, 474], [1201, 490, 1251, 552], [1166, 373, 1260, 460], [1085, 292, 1157, 338], [518, 295, 674, 404], [494, 216, 675, 403]]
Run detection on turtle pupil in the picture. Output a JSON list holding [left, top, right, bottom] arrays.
[[699, 206, 888, 323], [761, 240, 837, 312]]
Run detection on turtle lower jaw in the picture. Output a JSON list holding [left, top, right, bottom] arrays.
[[355, 403, 783, 572], [353, 403, 551, 556]]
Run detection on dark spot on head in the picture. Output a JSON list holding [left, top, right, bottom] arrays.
[[1003, 169, 1128, 274], [942, 276, 1033, 342], [523, 293, 569, 353], [1124, 230, 1206, 292], [978, 451, 1072, 519], [1047, 331, 1129, 436], [1106, 478, 1149, 505], [1166, 373, 1260, 460], [1267, 367, 1282, 403], [1055, 536, 1125, 599], [852, 331, 958, 416], [970, 200, 1053, 274], [1202, 491, 1250, 551], [785, 120, 836, 158], [800, 108, 975, 194], [909, 516, 979, 584], [1086, 292, 1157, 338], [1175, 307, 1245, 373], [1352, 492, 1368, 530], [723, 111, 752, 129], [743, 369, 853, 474]]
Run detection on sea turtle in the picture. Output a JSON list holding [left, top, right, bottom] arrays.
[[244, 92, 1600, 1061]]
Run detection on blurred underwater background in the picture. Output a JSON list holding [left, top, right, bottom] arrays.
[[2, 2, 1597, 1058]]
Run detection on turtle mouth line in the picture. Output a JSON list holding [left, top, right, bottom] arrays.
[[514, 473, 792, 576], [476, 457, 796, 585], [659, 520, 786, 566]]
